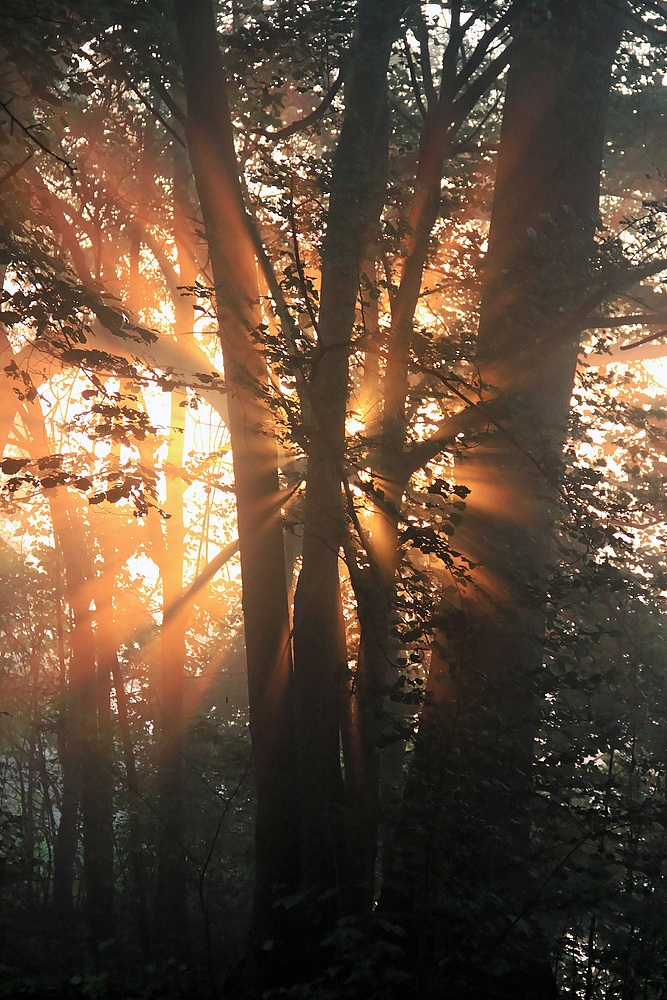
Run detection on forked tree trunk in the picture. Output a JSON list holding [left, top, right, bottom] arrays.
[[346, 5, 511, 908]]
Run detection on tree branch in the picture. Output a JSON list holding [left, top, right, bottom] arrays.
[[287, 174, 319, 333], [566, 258, 667, 335], [103, 48, 187, 145], [0, 150, 33, 190], [619, 328, 667, 351], [413, 8, 437, 109], [0, 99, 75, 172], [403, 34, 428, 118], [154, 79, 188, 127], [163, 536, 239, 625], [252, 66, 347, 141], [451, 43, 512, 130], [583, 313, 667, 329], [402, 399, 486, 475], [454, 8, 512, 93]]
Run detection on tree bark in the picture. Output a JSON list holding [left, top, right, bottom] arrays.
[[346, 5, 512, 909], [51, 495, 115, 955], [20, 391, 115, 955], [290, 0, 405, 911], [383, 4, 626, 998], [173, 0, 298, 948]]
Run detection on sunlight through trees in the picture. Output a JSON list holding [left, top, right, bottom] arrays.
[[3, 2, 667, 999]]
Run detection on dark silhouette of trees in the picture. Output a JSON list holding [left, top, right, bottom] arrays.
[[3, 2, 667, 999]]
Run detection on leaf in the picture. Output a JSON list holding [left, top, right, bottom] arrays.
[[36, 455, 62, 470], [105, 485, 127, 503], [0, 311, 21, 325], [1, 458, 29, 475]]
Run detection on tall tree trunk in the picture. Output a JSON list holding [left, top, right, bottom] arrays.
[[155, 388, 188, 958], [50, 497, 115, 954], [384, 4, 626, 998], [173, 0, 297, 947], [52, 555, 81, 935], [290, 0, 404, 911], [97, 519, 150, 958], [346, 4, 511, 907], [153, 146, 199, 959], [21, 398, 115, 954]]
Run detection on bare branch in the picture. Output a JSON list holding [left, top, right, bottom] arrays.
[[287, 175, 319, 334], [452, 43, 512, 130], [163, 537, 239, 626], [567, 258, 667, 334], [0, 150, 33, 190], [413, 8, 437, 109], [154, 79, 188, 127], [583, 313, 667, 329], [402, 401, 485, 475], [102, 48, 187, 145], [127, 84, 186, 148], [454, 8, 512, 93], [252, 66, 347, 142], [240, 181, 301, 347], [403, 35, 428, 118], [619, 328, 667, 351], [0, 99, 75, 172]]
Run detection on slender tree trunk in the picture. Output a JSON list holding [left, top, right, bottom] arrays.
[[154, 389, 189, 958], [290, 0, 404, 913], [22, 402, 115, 954], [173, 0, 298, 948], [345, 7, 512, 903], [52, 568, 81, 937], [49, 497, 115, 953], [97, 520, 150, 957], [152, 148, 199, 959]]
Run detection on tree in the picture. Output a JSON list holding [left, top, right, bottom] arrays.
[[172, 3, 517, 973], [381, 4, 630, 997], [173, 0, 299, 956]]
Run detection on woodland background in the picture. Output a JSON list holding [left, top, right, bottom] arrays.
[[4, 1, 667, 998]]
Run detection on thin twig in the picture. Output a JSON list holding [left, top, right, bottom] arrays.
[[620, 328, 667, 351], [0, 150, 34, 190], [0, 99, 75, 172], [403, 35, 428, 119], [252, 65, 347, 141], [287, 174, 319, 333]]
